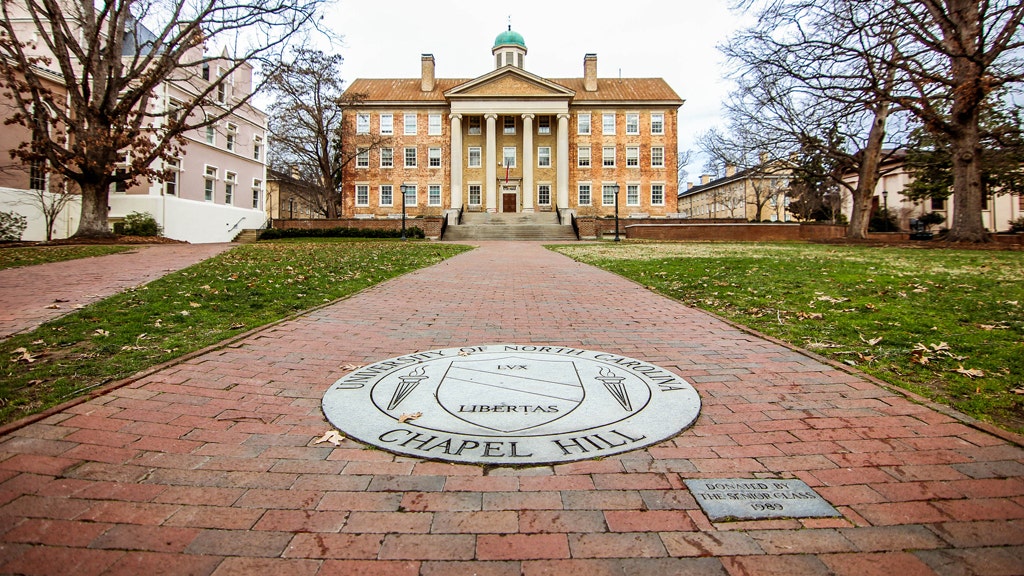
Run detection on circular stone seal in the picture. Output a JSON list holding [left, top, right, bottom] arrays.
[[322, 344, 701, 465]]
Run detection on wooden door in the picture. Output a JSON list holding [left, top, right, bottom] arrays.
[[502, 193, 517, 213]]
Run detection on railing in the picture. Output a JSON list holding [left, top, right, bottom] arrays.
[[227, 217, 246, 233], [571, 213, 579, 240], [439, 213, 448, 240]]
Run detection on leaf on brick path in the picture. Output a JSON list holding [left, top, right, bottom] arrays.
[[94, 329, 110, 337], [216, 410, 274, 424], [339, 363, 364, 371], [953, 365, 984, 379], [398, 412, 422, 423], [44, 303, 60, 309], [859, 334, 883, 346], [313, 430, 345, 446]]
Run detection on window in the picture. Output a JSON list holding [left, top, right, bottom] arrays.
[[538, 184, 551, 206], [602, 113, 615, 135], [404, 113, 417, 135], [224, 171, 236, 204], [930, 197, 945, 210], [252, 179, 262, 209], [651, 113, 664, 134], [503, 147, 516, 168], [356, 113, 370, 134], [29, 159, 46, 191], [253, 136, 263, 161], [626, 113, 639, 135], [538, 146, 551, 168], [578, 146, 591, 168], [380, 148, 394, 168], [225, 123, 236, 152], [468, 116, 481, 135], [428, 147, 441, 168], [428, 114, 442, 135], [538, 116, 550, 135], [627, 184, 639, 206], [356, 184, 369, 206], [205, 123, 215, 145], [603, 184, 617, 206], [626, 146, 639, 167], [651, 146, 665, 167], [603, 146, 616, 167], [166, 98, 182, 125], [380, 113, 393, 135], [469, 184, 481, 205], [380, 185, 393, 206], [163, 159, 178, 196], [428, 184, 441, 206], [468, 146, 481, 168], [404, 147, 417, 168], [356, 148, 369, 168], [578, 183, 591, 206], [201, 63, 210, 81], [504, 115, 516, 135], [578, 113, 591, 135], [216, 82, 227, 103], [651, 183, 665, 205], [204, 166, 217, 202], [403, 184, 416, 207]]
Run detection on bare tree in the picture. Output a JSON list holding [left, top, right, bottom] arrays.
[[0, 0, 328, 238], [17, 175, 76, 241], [265, 49, 389, 219]]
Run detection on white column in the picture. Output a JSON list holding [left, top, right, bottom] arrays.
[[485, 113, 498, 213], [556, 113, 570, 210], [449, 113, 463, 212], [522, 113, 534, 213]]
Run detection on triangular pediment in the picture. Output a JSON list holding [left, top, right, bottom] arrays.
[[446, 67, 575, 99]]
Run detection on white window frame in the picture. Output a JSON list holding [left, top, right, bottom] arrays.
[[224, 171, 236, 204], [205, 121, 215, 145], [626, 146, 639, 167], [578, 146, 591, 168], [651, 146, 665, 168], [602, 183, 617, 206], [356, 113, 370, 134], [651, 112, 664, 135], [356, 147, 369, 168], [380, 184, 393, 206], [651, 183, 665, 206], [468, 116, 481, 135], [468, 146, 482, 168], [603, 146, 615, 168], [578, 183, 592, 206], [428, 147, 442, 168], [404, 146, 417, 168], [602, 112, 616, 135], [203, 165, 217, 202], [502, 146, 516, 168], [428, 184, 442, 206], [538, 116, 551, 135], [403, 184, 417, 207], [503, 115, 516, 135], [404, 113, 417, 135], [468, 184, 482, 206], [380, 113, 393, 135], [252, 179, 262, 209], [428, 114, 442, 135], [538, 146, 551, 168], [163, 159, 179, 196], [225, 123, 236, 152], [627, 183, 640, 206], [380, 147, 393, 168], [355, 184, 370, 206], [253, 136, 263, 161], [578, 113, 591, 135], [537, 184, 551, 206], [626, 113, 639, 135]]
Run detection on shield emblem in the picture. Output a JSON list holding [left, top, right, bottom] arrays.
[[436, 355, 585, 433]]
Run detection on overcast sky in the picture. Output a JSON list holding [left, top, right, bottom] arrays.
[[320, 0, 747, 178]]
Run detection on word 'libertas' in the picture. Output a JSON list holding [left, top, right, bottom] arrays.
[[458, 405, 558, 413]]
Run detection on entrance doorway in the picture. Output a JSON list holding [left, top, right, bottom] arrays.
[[501, 184, 519, 212]]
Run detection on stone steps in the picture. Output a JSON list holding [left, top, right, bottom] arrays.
[[445, 211, 576, 241], [232, 229, 262, 243]]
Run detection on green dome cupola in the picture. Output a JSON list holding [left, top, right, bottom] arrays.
[[492, 25, 527, 69]]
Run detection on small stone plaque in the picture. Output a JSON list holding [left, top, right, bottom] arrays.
[[322, 344, 701, 465], [685, 478, 841, 521]]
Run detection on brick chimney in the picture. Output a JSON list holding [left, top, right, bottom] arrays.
[[725, 164, 736, 177], [700, 174, 712, 185], [421, 54, 435, 92], [584, 53, 598, 92]]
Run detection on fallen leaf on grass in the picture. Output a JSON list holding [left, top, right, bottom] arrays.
[[11, 347, 39, 363], [398, 412, 422, 423], [94, 329, 110, 337], [229, 323, 245, 330], [796, 311, 823, 320], [859, 334, 883, 346], [857, 353, 876, 362], [313, 430, 345, 446], [953, 365, 984, 379], [1012, 387, 1024, 395]]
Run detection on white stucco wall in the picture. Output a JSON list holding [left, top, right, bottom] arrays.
[[109, 194, 266, 243], [0, 187, 82, 241]]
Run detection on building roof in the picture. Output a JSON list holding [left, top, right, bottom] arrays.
[[494, 28, 526, 49], [345, 77, 682, 105]]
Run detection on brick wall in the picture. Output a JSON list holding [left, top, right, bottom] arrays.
[[272, 217, 444, 239], [578, 220, 847, 242]]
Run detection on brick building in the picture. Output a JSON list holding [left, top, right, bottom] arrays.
[[340, 28, 683, 224]]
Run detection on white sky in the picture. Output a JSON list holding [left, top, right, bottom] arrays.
[[319, 0, 746, 178]]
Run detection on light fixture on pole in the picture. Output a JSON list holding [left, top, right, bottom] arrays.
[[288, 197, 294, 220], [399, 185, 408, 240], [881, 189, 889, 232], [611, 184, 621, 242]]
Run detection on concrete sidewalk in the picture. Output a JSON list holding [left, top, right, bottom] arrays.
[[0, 242, 1021, 575], [0, 243, 235, 340]]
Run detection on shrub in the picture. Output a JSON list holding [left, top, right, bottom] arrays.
[[0, 211, 28, 241], [114, 211, 162, 236], [1010, 216, 1024, 233], [259, 226, 425, 240], [868, 208, 899, 232]]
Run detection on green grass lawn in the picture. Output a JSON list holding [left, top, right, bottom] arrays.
[[553, 242, 1024, 434], [0, 239, 471, 425], [0, 245, 134, 270]]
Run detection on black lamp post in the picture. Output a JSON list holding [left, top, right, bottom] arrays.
[[288, 197, 294, 219], [399, 185, 408, 240], [611, 184, 621, 242], [881, 189, 889, 232]]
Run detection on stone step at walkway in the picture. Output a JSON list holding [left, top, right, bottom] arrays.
[[231, 228, 263, 243], [446, 211, 576, 241]]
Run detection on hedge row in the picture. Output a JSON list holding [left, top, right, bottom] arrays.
[[258, 226, 426, 240]]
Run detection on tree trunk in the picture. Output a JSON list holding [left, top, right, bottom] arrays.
[[945, 59, 988, 241], [73, 181, 115, 238], [846, 104, 890, 239]]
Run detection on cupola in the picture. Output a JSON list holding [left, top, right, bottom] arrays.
[[492, 25, 526, 70]]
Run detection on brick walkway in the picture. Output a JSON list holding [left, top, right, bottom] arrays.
[[0, 242, 1021, 575], [0, 243, 235, 340]]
